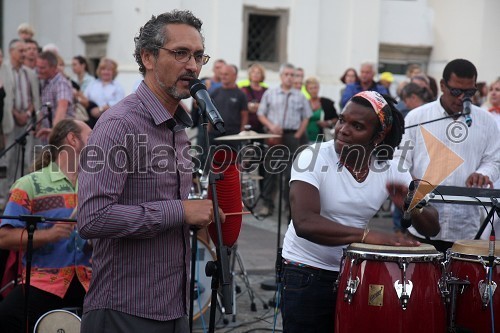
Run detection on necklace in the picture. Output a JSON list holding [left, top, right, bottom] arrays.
[[340, 162, 370, 182]]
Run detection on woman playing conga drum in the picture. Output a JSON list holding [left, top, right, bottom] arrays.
[[281, 91, 440, 332]]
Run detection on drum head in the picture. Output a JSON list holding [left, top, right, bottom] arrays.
[[348, 242, 439, 254], [346, 243, 442, 262], [34, 309, 81, 333], [451, 240, 500, 256]]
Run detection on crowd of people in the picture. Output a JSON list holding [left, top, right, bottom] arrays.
[[0, 10, 498, 333]]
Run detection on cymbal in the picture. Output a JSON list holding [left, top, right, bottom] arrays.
[[214, 130, 281, 141], [242, 174, 264, 181]]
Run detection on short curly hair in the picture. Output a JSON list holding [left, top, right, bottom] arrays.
[[134, 10, 204, 77]]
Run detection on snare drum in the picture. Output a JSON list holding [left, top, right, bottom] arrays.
[[34, 309, 81, 333], [335, 243, 446, 333], [446, 240, 500, 332]]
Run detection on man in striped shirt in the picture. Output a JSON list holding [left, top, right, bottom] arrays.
[[35, 51, 74, 140], [77, 10, 223, 333], [257, 63, 312, 217]]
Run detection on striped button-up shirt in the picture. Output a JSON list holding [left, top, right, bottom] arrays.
[[77, 81, 193, 321], [41, 72, 75, 125], [257, 86, 312, 130]]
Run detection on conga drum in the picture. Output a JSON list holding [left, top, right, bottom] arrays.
[[446, 240, 500, 332], [335, 243, 446, 333]]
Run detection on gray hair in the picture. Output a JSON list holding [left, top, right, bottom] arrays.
[[134, 10, 204, 76], [279, 63, 295, 74]]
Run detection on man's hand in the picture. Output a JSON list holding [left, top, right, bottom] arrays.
[[182, 199, 226, 228], [45, 223, 75, 243], [466, 173, 492, 188]]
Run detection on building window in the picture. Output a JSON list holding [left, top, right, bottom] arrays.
[[242, 7, 289, 71], [378, 43, 432, 75]]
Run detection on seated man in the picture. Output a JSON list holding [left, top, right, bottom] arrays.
[[0, 119, 92, 333]]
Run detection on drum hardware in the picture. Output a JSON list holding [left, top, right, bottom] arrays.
[[446, 277, 471, 332], [446, 240, 499, 332], [479, 274, 497, 308], [336, 243, 446, 333], [343, 258, 359, 304], [394, 261, 412, 310]]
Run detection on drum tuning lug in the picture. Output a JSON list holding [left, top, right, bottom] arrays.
[[343, 276, 359, 304], [394, 280, 413, 309], [478, 280, 497, 307]]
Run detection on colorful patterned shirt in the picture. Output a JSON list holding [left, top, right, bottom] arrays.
[[0, 162, 92, 298]]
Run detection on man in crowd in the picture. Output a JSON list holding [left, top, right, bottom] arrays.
[[257, 63, 312, 217], [395, 58, 500, 252], [341, 61, 389, 107]]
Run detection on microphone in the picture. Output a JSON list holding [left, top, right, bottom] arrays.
[[189, 79, 225, 134], [401, 180, 434, 229], [488, 228, 495, 267], [462, 97, 472, 127], [207, 148, 242, 247], [45, 102, 53, 128], [401, 180, 415, 229]]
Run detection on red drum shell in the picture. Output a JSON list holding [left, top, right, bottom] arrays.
[[447, 240, 500, 333], [335, 243, 446, 333]]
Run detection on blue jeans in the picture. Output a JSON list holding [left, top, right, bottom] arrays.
[[281, 264, 338, 333]]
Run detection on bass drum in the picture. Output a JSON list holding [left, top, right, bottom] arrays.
[[34, 309, 81, 333], [193, 236, 216, 320]]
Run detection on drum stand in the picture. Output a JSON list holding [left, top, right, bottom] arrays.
[[220, 244, 268, 325]]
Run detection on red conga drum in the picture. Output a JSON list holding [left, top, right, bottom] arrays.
[[335, 243, 446, 333], [446, 240, 500, 332]]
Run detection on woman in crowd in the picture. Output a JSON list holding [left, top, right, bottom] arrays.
[[339, 68, 358, 109], [240, 63, 267, 133], [304, 76, 337, 142], [80, 57, 125, 127], [280, 91, 440, 333], [72, 55, 95, 92]]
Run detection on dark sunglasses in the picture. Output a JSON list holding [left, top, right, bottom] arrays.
[[444, 81, 477, 98]]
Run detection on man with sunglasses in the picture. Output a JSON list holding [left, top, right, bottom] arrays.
[[395, 58, 500, 253], [77, 10, 224, 333]]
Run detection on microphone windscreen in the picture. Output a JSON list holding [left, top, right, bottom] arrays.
[[189, 78, 206, 96], [207, 148, 242, 247]]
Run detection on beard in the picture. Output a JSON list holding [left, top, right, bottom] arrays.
[[153, 63, 194, 100]]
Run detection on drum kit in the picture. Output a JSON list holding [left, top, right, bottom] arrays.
[[335, 240, 499, 333]]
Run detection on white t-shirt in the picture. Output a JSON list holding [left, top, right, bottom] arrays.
[[282, 141, 412, 271]]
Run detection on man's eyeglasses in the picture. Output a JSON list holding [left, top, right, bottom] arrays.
[[158, 47, 210, 66], [444, 81, 477, 98]]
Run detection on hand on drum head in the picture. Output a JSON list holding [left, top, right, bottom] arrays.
[[182, 199, 226, 228], [364, 229, 420, 247]]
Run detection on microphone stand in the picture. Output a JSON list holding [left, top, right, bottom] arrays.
[[404, 111, 468, 129], [474, 197, 500, 240], [260, 151, 286, 308], [0, 112, 47, 176], [189, 110, 232, 333], [0, 214, 76, 333]]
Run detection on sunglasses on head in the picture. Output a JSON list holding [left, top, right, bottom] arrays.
[[444, 81, 477, 98]]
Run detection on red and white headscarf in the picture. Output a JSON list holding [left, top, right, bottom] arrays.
[[354, 91, 393, 133]]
